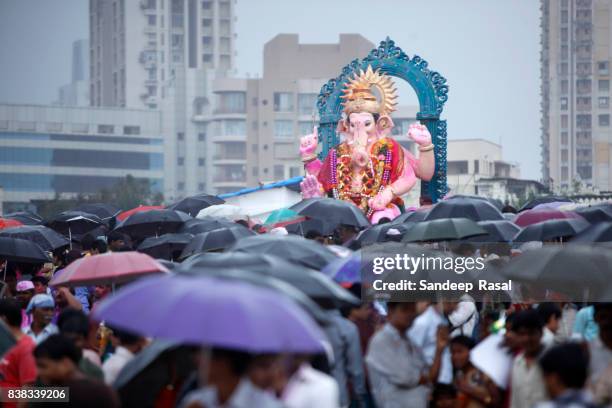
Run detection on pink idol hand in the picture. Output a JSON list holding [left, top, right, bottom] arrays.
[[300, 174, 323, 198], [407, 123, 432, 146]]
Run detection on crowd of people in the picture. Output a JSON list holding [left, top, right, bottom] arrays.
[[0, 198, 610, 408]]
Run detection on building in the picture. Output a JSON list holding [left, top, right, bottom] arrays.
[[475, 177, 547, 206], [0, 104, 164, 212], [57, 39, 90, 107], [541, 0, 612, 193], [446, 139, 521, 196], [207, 34, 420, 195]]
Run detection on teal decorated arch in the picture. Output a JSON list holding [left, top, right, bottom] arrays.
[[316, 38, 449, 202]]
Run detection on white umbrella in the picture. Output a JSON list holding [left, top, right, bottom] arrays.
[[196, 204, 248, 222]]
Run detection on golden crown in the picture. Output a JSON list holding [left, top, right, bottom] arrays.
[[340, 65, 398, 116]]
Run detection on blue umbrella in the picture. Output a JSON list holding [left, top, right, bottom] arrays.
[[94, 275, 325, 353], [322, 252, 362, 285]]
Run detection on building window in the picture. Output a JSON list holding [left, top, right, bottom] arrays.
[[178, 182, 185, 191], [576, 114, 591, 128], [98, 125, 114, 134], [218, 120, 246, 136], [198, 158, 205, 166], [599, 79, 610, 92], [561, 45, 569, 60], [252, 167, 259, 176], [599, 114, 610, 127], [273, 92, 294, 112], [561, 132, 568, 145], [177, 132, 185, 141], [198, 183, 205, 191], [561, 115, 568, 128], [473, 160, 479, 174], [178, 157, 185, 165], [147, 15, 156, 26], [599, 97, 610, 108], [561, 149, 568, 163], [561, 80, 569, 94], [215, 92, 246, 113], [274, 120, 294, 139], [561, 167, 569, 182], [123, 126, 140, 135], [297, 93, 317, 115], [561, 28, 568, 42], [576, 79, 591, 94], [561, 10, 568, 23], [560, 63, 569, 75], [202, 54, 213, 63], [202, 1, 212, 9], [289, 166, 301, 178], [560, 97, 568, 110], [299, 121, 314, 136], [447, 160, 468, 175], [198, 133, 205, 141], [598, 61, 609, 75], [273, 165, 284, 180]]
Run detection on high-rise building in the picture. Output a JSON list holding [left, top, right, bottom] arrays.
[[541, 0, 612, 192], [57, 39, 90, 106], [207, 34, 420, 195]]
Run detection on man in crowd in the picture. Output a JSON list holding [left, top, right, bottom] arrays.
[[23, 294, 58, 344], [31, 275, 49, 295], [57, 308, 104, 381], [103, 326, 147, 384], [33, 334, 119, 408], [589, 302, 612, 405], [15, 280, 35, 330], [0, 299, 37, 389], [536, 303, 562, 347]]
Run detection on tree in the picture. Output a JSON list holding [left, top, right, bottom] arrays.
[[99, 175, 162, 210]]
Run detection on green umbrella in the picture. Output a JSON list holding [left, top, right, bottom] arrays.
[[264, 208, 301, 226]]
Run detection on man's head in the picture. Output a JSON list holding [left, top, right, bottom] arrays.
[[0, 298, 23, 329], [34, 334, 81, 385], [503, 312, 520, 353], [386, 302, 419, 332], [248, 354, 281, 390], [539, 343, 588, 399], [15, 280, 35, 309], [536, 303, 562, 333], [450, 335, 476, 371], [431, 383, 457, 408], [205, 348, 252, 385], [109, 326, 146, 353], [27, 294, 55, 327], [93, 285, 111, 302], [512, 309, 544, 355], [57, 308, 90, 351], [32, 275, 49, 295], [107, 231, 126, 251], [337, 224, 358, 245], [594, 303, 612, 346]]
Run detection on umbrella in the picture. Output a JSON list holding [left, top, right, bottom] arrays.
[[175, 263, 331, 324], [532, 201, 573, 211], [73, 203, 121, 221], [446, 195, 504, 210], [502, 213, 517, 222], [425, 198, 504, 222], [196, 204, 248, 222], [136, 233, 193, 260], [264, 208, 302, 226], [94, 275, 326, 353], [500, 246, 612, 301], [2, 211, 43, 225], [513, 218, 590, 242], [50, 251, 169, 287], [570, 222, 612, 243], [575, 203, 612, 223], [0, 320, 16, 358], [285, 218, 336, 236], [465, 220, 521, 243], [155, 259, 179, 270], [0, 237, 51, 264], [116, 205, 164, 222], [0, 225, 69, 251], [296, 198, 370, 229], [114, 210, 191, 240], [46, 211, 105, 239], [514, 209, 584, 227], [401, 218, 487, 243], [0, 218, 22, 230], [179, 226, 255, 258], [178, 217, 239, 235], [166, 194, 225, 217], [179, 251, 358, 308], [519, 196, 573, 212], [354, 223, 398, 247], [289, 198, 326, 213], [230, 234, 338, 270], [322, 252, 362, 285], [391, 210, 428, 225]]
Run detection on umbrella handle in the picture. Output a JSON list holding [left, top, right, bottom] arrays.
[[197, 347, 212, 387]]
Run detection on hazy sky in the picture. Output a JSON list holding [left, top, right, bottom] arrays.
[[0, 0, 541, 179]]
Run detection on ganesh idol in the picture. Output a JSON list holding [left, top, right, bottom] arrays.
[[299, 66, 436, 223]]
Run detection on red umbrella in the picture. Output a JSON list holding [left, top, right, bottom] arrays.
[[514, 209, 583, 227], [0, 218, 23, 230], [117, 205, 164, 221], [49, 251, 169, 287]]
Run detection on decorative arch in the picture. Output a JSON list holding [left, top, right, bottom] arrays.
[[316, 37, 449, 202]]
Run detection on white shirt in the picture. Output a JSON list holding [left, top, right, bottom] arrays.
[[102, 346, 134, 385], [282, 363, 340, 408], [23, 323, 58, 344], [510, 351, 547, 408], [448, 297, 477, 338], [180, 378, 283, 408]]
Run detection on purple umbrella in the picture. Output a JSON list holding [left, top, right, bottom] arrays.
[[93, 275, 325, 353], [322, 252, 362, 285]]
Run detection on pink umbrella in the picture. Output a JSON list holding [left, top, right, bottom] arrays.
[[532, 201, 572, 211], [50, 251, 169, 287], [514, 209, 584, 227], [117, 205, 164, 221]]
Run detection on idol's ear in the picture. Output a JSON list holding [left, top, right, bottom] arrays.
[[376, 115, 394, 133], [336, 119, 349, 135]]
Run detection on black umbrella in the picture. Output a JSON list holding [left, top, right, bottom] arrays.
[[2, 211, 43, 225], [166, 194, 225, 217], [570, 222, 612, 243], [513, 218, 589, 242], [46, 211, 105, 239], [446, 195, 504, 210], [179, 226, 255, 259], [401, 218, 487, 243], [178, 253, 358, 308], [0, 225, 69, 252], [425, 198, 504, 222], [289, 198, 326, 213], [73, 203, 121, 221], [285, 218, 336, 236], [178, 217, 238, 234], [575, 203, 612, 223], [518, 195, 572, 212], [114, 210, 191, 240], [297, 198, 370, 229], [0, 237, 51, 264], [137, 233, 194, 260], [465, 220, 521, 243], [230, 234, 338, 270], [355, 223, 398, 247], [390, 210, 428, 225], [500, 246, 612, 301]]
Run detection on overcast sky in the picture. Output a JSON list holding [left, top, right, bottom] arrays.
[[0, 0, 541, 179]]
